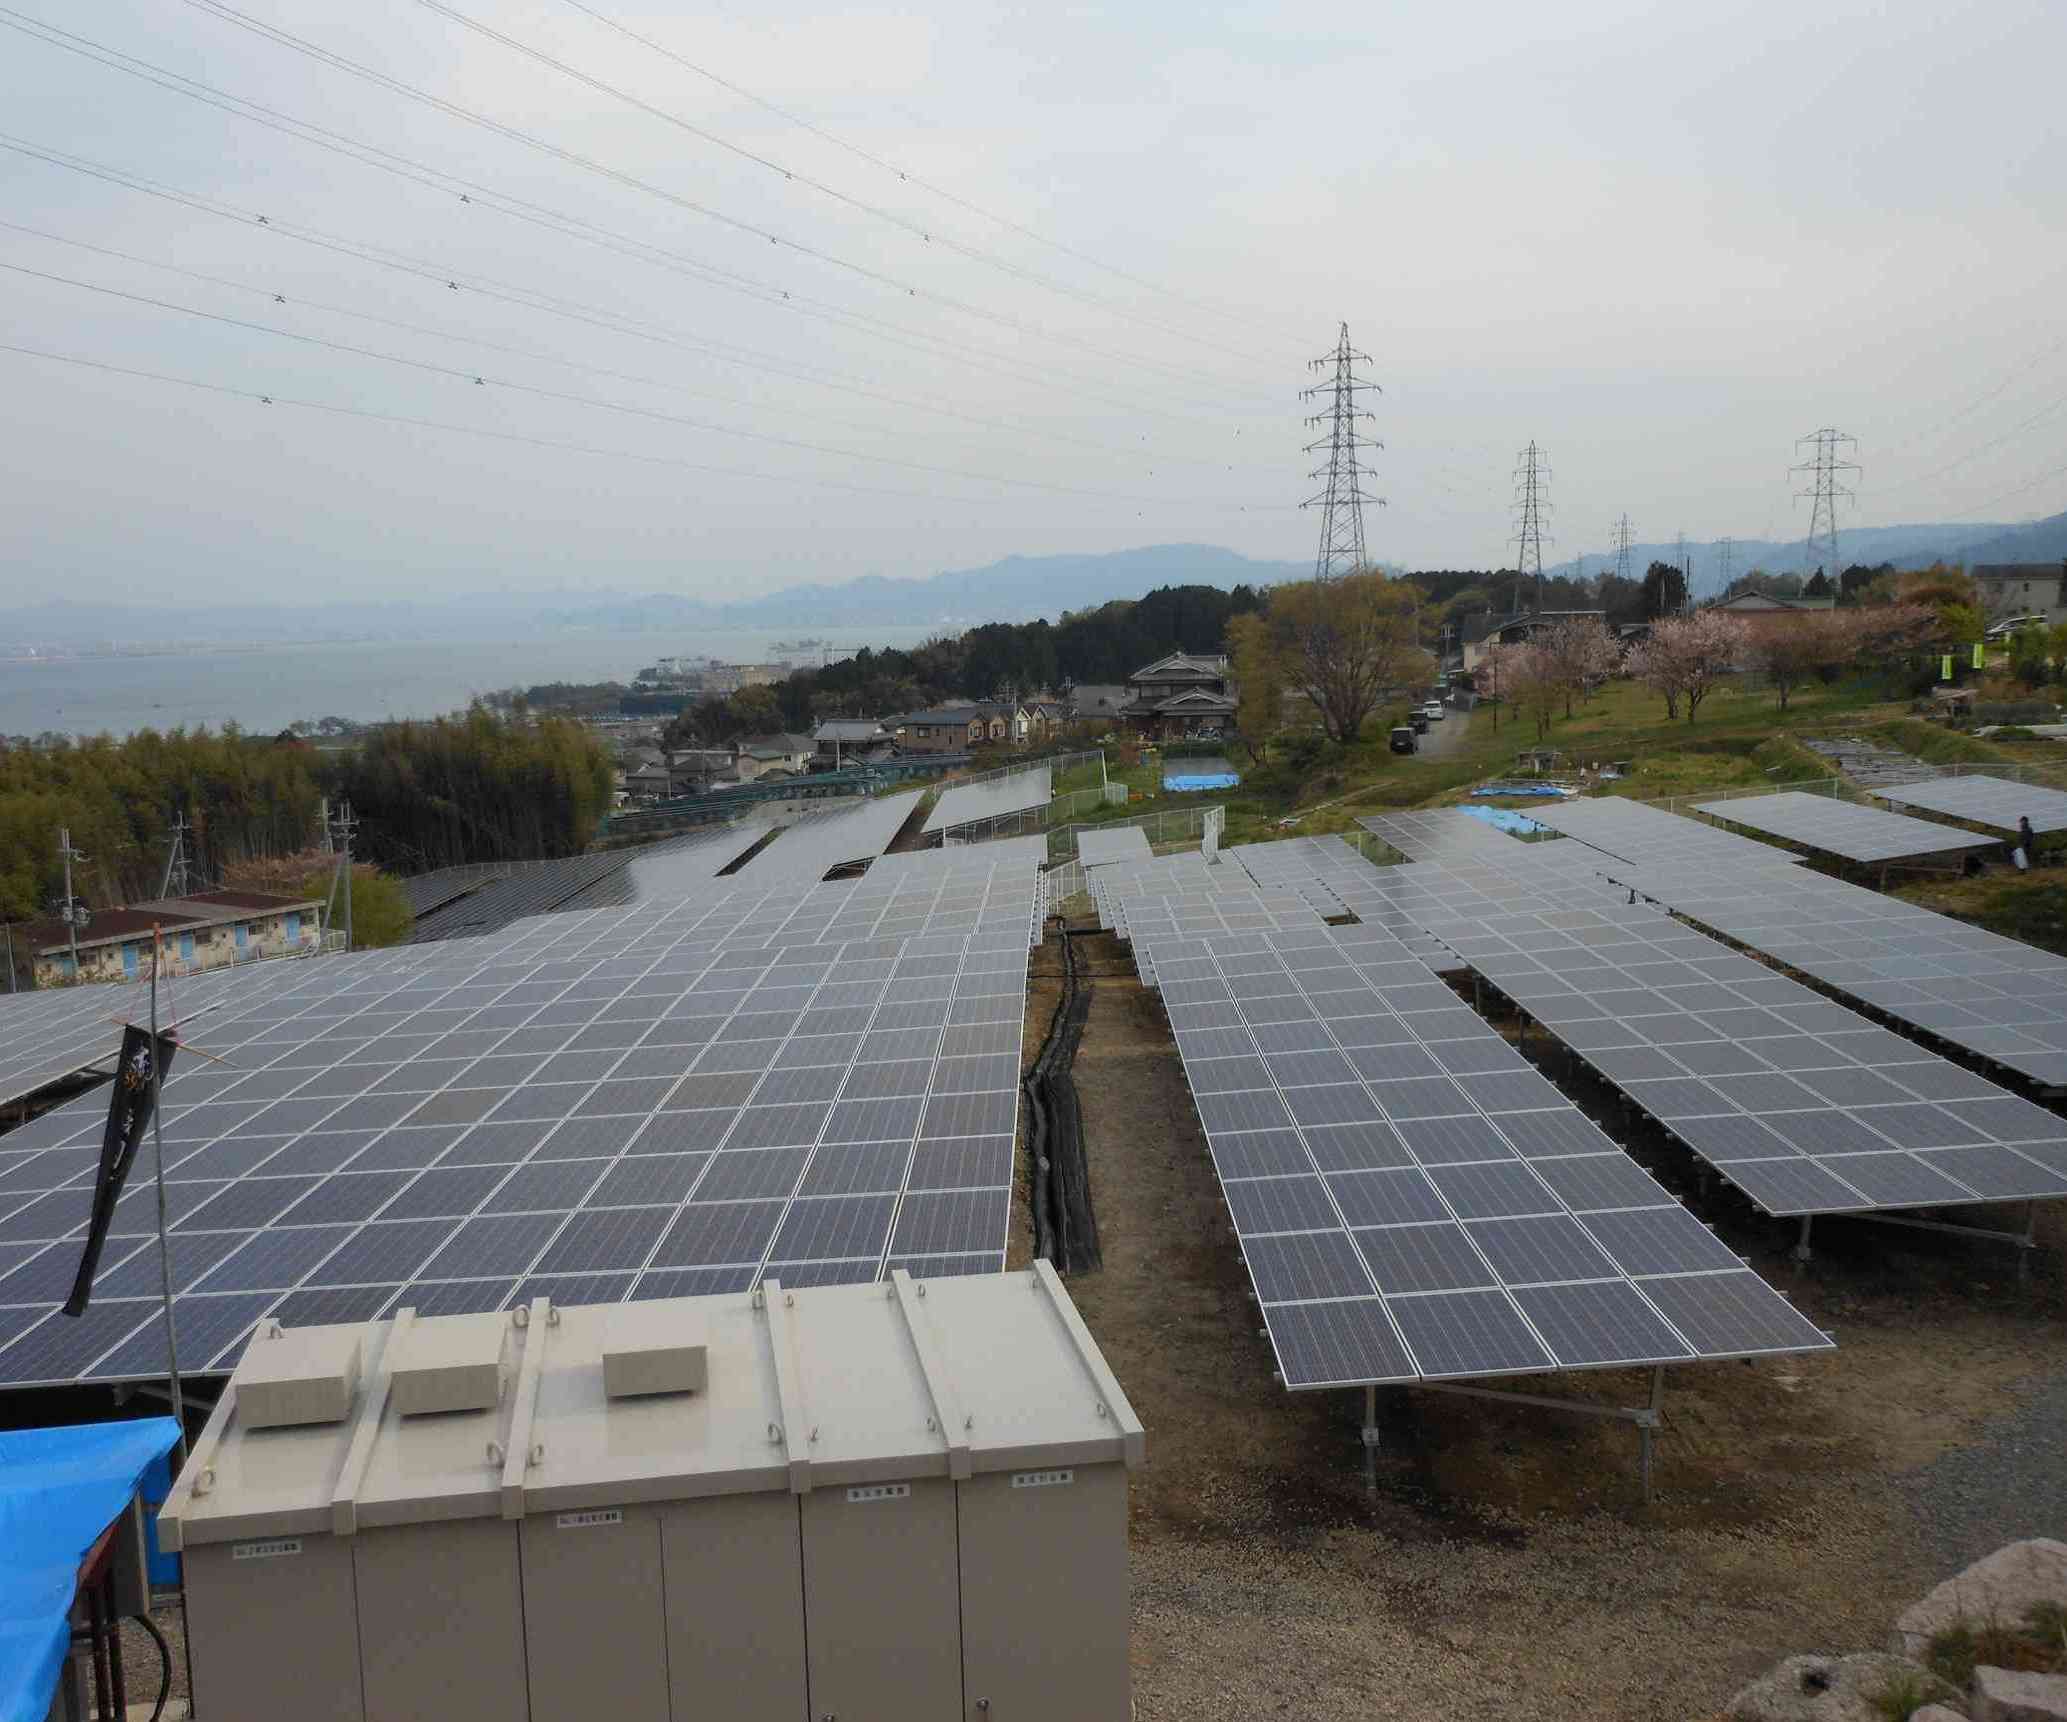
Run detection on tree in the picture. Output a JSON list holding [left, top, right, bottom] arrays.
[[1226, 612, 1285, 763], [1741, 611, 1851, 710], [1536, 617, 1620, 718], [1802, 568, 1834, 599], [2008, 624, 2053, 688], [1243, 570, 1431, 745], [1640, 561, 1687, 619], [1627, 612, 1746, 722]]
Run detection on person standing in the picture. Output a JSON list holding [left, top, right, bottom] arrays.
[[2018, 815, 2038, 867]]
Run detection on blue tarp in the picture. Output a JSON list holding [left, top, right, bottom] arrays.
[[0, 1417, 181, 1722], [1162, 756, 1241, 792], [1458, 805, 1549, 835], [1469, 782, 1580, 799]]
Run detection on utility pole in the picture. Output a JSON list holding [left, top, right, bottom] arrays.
[[1612, 516, 1635, 585], [329, 801, 358, 954], [1301, 323, 1383, 581], [1510, 441, 1552, 615], [1792, 428, 1860, 580], [159, 810, 192, 900], [57, 827, 89, 975]]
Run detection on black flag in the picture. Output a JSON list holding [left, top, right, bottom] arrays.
[[63, 1024, 178, 1318]]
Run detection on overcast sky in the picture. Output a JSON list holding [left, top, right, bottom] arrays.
[[1, 0, 2063, 604]]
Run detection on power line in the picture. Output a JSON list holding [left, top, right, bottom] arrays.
[[0, 258, 1282, 504], [157, 1, 1283, 399], [0, 219, 1234, 471], [0, 14, 1280, 421], [1791, 428, 1859, 577], [1300, 323, 1383, 580], [552, 0, 1304, 354], [408, 0, 1295, 370], [0, 133, 1240, 434], [0, 337, 1293, 517], [1509, 441, 1552, 614]]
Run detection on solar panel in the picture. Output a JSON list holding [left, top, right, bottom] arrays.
[[728, 791, 925, 881], [0, 855, 1039, 1388], [1875, 775, 2067, 838], [1375, 845, 2067, 1215], [1508, 800, 1805, 871], [1692, 791, 2000, 865], [923, 765, 1053, 835], [1128, 918, 1830, 1389], [1075, 826, 1154, 869]]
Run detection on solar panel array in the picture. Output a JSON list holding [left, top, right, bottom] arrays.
[[1075, 826, 1154, 869], [923, 765, 1053, 835], [402, 869, 501, 918], [729, 790, 924, 881], [1385, 847, 2067, 1215], [1875, 775, 2067, 838], [1517, 799, 1806, 871], [1528, 799, 2067, 1090], [406, 824, 770, 944], [1087, 852, 1330, 985], [1127, 916, 1830, 1386], [0, 844, 1042, 1388], [1693, 791, 2000, 865]]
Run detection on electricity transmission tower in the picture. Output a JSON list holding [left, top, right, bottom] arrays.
[[1300, 323, 1383, 580], [1510, 441, 1552, 614], [1612, 515, 1635, 583], [1792, 428, 1860, 579], [160, 810, 193, 899]]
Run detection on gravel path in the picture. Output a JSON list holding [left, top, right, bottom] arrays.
[[1901, 1362, 2067, 1572]]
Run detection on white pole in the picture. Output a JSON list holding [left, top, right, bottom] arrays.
[[147, 927, 187, 1460]]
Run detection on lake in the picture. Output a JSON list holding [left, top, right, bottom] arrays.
[[0, 627, 936, 738]]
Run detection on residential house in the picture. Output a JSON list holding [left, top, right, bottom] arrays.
[[9, 890, 322, 989], [1118, 652, 1237, 738], [814, 718, 894, 764], [1705, 591, 1836, 615], [897, 706, 997, 753], [622, 760, 675, 802], [1459, 609, 1609, 672], [1972, 562, 2067, 627], [1066, 684, 1130, 725], [738, 732, 816, 775]]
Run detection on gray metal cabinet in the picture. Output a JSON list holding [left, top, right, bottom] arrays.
[[802, 1478, 962, 1720], [355, 1519, 528, 1722], [661, 1492, 808, 1721], [957, 1465, 1130, 1720], [520, 1504, 666, 1722], [183, 1535, 363, 1722]]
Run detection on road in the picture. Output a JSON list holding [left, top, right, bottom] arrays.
[[1412, 701, 1474, 760]]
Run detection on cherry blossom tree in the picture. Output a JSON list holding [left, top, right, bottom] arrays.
[[1627, 612, 1747, 722]]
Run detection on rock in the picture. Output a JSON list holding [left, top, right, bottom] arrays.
[[1973, 1665, 2067, 1722], [1893, 1540, 2067, 1660], [1913, 1708, 1969, 1722], [1728, 1652, 1962, 1721]]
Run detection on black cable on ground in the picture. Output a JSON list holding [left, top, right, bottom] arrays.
[[1039, 926, 1102, 1273], [129, 1611, 173, 1722]]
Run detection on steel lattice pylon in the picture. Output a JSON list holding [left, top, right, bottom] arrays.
[[1301, 323, 1383, 580], [1792, 427, 1860, 580]]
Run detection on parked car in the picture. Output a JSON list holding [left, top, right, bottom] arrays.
[[1422, 700, 1445, 720], [1411, 712, 1430, 734], [1389, 726, 1418, 755]]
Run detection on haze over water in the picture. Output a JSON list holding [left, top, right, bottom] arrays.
[[0, 627, 935, 739]]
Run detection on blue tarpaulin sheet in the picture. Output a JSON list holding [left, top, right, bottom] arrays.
[[1458, 805, 1549, 835], [1469, 782, 1579, 799], [1162, 756, 1241, 792], [0, 1417, 181, 1722]]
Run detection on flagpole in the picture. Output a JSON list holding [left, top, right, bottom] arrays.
[[148, 925, 187, 1463]]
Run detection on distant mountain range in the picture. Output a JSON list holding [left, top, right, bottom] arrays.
[[8, 524, 2063, 649], [536, 544, 1309, 629], [1553, 516, 2060, 599]]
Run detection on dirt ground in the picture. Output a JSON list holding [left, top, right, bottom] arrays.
[[1026, 929, 2067, 1722]]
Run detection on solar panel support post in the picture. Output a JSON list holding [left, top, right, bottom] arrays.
[[1792, 1216, 1814, 1267], [1360, 1385, 1380, 1496], [1417, 1378, 1666, 1505], [1840, 1201, 2044, 1284]]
